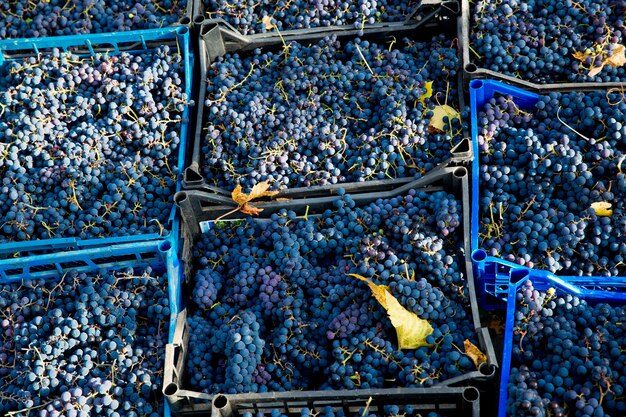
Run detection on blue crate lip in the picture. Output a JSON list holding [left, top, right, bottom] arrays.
[[469, 79, 626, 304], [498, 271, 626, 417], [0, 239, 183, 417], [0, 27, 195, 255]]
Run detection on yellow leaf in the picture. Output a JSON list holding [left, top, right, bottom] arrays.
[[231, 182, 278, 206], [572, 50, 589, 62], [348, 274, 388, 309], [463, 340, 487, 369], [590, 201, 613, 217], [262, 15, 275, 30], [350, 274, 433, 350], [386, 291, 433, 349], [230, 181, 279, 218], [418, 81, 433, 105], [428, 105, 460, 132]]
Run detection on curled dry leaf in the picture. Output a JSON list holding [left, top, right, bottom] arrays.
[[231, 181, 279, 216], [463, 339, 487, 369]]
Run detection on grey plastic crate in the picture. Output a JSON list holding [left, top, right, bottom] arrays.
[[163, 166, 498, 415], [459, 0, 626, 92], [191, 0, 460, 35], [184, 13, 468, 194]]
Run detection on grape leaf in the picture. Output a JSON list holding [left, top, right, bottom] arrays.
[[262, 15, 276, 30], [231, 181, 278, 216], [606, 44, 626, 68], [350, 273, 389, 308], [418, 81, 433, 105], [349, 274, 433, 350], [585, 44, 626, 77], [572, 50, 590, 61], [590, 201, 613, 217], [463, 340, 487, 369], [428, 105, 460, 132]]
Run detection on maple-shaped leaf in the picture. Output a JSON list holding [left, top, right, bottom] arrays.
[[350, 274, 434, 350], [463, 339, 487, 369], [231, 182, 278, 216], [572, 50, 590, 62]]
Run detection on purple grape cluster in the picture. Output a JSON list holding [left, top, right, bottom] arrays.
[[0, 45, 190, 243], [478, 90, 626, 276], [202, 0, 419, 35], [185, 189, 481, 394], [0, 268, 170, 416], [506, 280, 626, 416], [0, 0, 188, 39], [471, 0, 626, 83], [202, 34, 465, 192]]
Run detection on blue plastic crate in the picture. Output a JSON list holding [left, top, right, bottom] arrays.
[[0, 238, 183, 417], [498, 270, 626, 417], [0, 27, 194, 256], [468, 79, 626, 308], [469, 79, 539, 306]]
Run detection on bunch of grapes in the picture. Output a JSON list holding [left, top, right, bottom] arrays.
[[506, 280, 626, 416]]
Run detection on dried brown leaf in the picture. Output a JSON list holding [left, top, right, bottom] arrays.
[[231, 181, 278, 205], [586, 44, 626, 77], [240, 203, 264, 216], [464, 339, 487, 369], [230, 181, 278, 218], [588, 64, 605, 78], [572, 50, 591, 62], [605, 44, 626, 69]]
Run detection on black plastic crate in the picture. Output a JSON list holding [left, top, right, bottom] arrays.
[[460, 0, 626, 91], [174, 386, 480, 417], [184, 15, 469, 194], [163, 166, 498, 415], [191, 0, 459, 36]]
